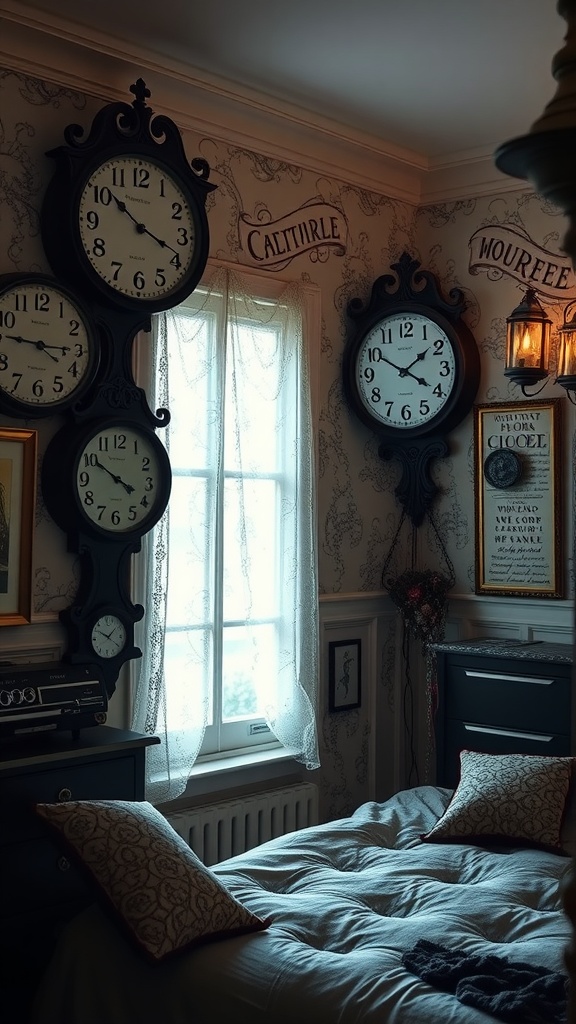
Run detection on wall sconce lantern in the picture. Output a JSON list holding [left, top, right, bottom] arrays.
[[557, 300, 576, 399], [504, 288, 551, 391]]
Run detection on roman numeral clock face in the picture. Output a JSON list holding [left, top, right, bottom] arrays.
[[78, 156, 196, 304], [355, 312, 457, 432]]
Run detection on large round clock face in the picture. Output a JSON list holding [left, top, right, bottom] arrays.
[[91, 613, 127, 659], [354, 311, 457, 431], [74, 422, 171, 536], [0, 276, 97, 413], [77, 155, 197, 304]]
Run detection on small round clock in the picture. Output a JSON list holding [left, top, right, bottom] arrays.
[[90, 612, 127, 659], [42, 418, 172, 540], [0, 274, 99, 416], [344, 303, 478, 440], [73, 420, 171, 537]]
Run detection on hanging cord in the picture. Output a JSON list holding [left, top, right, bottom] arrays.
[[382, 505, 455, 786]]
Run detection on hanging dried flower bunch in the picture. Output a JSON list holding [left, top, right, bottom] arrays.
[[386, 568, 453, 651]]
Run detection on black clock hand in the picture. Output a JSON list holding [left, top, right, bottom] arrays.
[[401, 349, 429, 374], [110, 193, 180, 257], [93, 456, 135, 495], [5, 335, 66, 362], [381, 355, 429, 386]]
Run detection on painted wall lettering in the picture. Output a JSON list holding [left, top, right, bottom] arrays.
[[239, 202, 347, 270], [468, 224, 576, 298]]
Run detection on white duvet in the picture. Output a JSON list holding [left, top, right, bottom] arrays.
[[32, 785, 572, 1024]]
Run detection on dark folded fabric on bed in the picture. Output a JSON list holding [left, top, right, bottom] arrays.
[[402, 938, 568, 1024]]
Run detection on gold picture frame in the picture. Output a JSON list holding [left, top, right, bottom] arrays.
[[0, 428, 37, 624], [474, 398, 562, 598]]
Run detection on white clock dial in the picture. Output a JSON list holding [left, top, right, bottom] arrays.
[[0, 278, 96, 411], [91, 614, 127, 659], [355, 312, 457, 429], [78, 155, 196, 302], [75, 423, 169, 535]]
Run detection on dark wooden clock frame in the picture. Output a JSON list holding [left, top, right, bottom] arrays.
[[24, 78, 215, 697], [343, 252, 480, 526]]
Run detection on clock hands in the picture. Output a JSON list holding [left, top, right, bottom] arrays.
[[92, 456, 135, 495], [381, 349, 430, 386], [110, 192, 180, 258], [4, 334, 69, 363]]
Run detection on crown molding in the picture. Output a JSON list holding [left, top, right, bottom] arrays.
[[0, 2, 519, 205]]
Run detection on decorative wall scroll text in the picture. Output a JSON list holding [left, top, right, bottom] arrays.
[[469, 224, 576, 299], [239, 201, 347, 269]]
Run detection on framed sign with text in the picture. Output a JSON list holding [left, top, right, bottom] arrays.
[[474, 398, 563, 598]]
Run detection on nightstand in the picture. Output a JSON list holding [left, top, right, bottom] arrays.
[[432, 640, 574, 788], [0, 725, 159, 1022]]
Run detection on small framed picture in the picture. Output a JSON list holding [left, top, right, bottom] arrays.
[[328, 639, 361, 712]]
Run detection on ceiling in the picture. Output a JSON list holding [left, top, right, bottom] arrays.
[[10, 0, 568, 162]]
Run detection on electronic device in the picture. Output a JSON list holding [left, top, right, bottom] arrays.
[[0, 662, 107, 737]]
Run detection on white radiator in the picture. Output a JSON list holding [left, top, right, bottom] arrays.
[[166, 783, 319, 866]]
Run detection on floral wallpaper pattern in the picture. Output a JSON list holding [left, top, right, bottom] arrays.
[[1, 65, 574, 819]]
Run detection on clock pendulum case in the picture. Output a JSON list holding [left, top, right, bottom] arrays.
[[342, 251, 480, 526], [38, 78, 216, 696]]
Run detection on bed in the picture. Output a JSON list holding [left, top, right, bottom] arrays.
[[30, 751, 575, 1024]]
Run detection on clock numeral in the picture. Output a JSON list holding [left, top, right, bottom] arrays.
[[155, 269, 166, 288], [170, 253, 181, 270], [401, 404, 412, 422], [366, 347, 385, 362], [35, 292, 50, 312], [15, 294, 27, 313], [433, 338, 445, 354], [177, 227, 189, 246], [369, 386, 381, 404], [86, 211, 99, 230], [133, 272, 145, 291], [92, 186, 112, 205], [112, 167, 125, 187], [128, 507, 137, 521], [144, 476, 153, 492], [92, 238, 106, 258], [111, 262, 122, 281], [363, 367, 374, 383], [0, 354, 8, 371], [433, 383, 445, 399], [68, 319, 80, 337], [438, 360, 451, 377], [132, 167, 150, 188], [0, 312, 15, 329], [420, 399, 430, 417], [10, 373, 22, 390], [171, 202, 182, 220]]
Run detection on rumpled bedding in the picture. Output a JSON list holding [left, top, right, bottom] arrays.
[[31, 785, 572, 1024]]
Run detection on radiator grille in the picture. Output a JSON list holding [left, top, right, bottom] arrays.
[[166, 783, 319, 866]]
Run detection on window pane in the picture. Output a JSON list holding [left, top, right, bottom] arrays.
[[166, 474, 213, 627], [223, 477, 277, 620], [222, 623, 278, 722], [163, 627, 213, 731]]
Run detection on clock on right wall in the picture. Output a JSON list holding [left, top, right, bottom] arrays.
[[342, 252, 480, 526]]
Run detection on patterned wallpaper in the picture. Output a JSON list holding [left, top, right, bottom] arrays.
[[1, 65, 574, 819]]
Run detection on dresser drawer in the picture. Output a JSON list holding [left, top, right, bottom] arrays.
[[1, 754, 136, 806], [0, 837, 89, 915], [443, 719, 571, 788], [444, 659, 570, 733]]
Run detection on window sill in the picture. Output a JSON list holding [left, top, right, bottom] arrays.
[[160, 747, 304, 808]]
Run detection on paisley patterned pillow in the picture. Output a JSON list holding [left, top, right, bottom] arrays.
[[423, 750, 574, 852], [36, 799, 269, 961]]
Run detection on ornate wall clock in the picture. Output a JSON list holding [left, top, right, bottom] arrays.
[[36, 79, 215, 697], [343, 252, 480, 525], [0, 273, 99, 416], [40, 78, 215, 314]]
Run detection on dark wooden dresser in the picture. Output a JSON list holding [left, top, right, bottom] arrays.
[[0, 725, 158, 1022], [432, 639, 574, 788]]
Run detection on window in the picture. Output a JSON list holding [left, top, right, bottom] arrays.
[[132, 266, 320, 802]]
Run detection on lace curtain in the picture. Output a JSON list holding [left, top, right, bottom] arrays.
[[132, 266, 320, 802]]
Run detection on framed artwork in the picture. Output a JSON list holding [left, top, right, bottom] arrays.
[[474, 398, 562, 598], [0, 428, 37, 625], [328, 638, 361, 711]]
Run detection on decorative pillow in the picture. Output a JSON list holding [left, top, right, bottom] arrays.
[[35, 799, 270, 961], [423, 750, 574, 852]]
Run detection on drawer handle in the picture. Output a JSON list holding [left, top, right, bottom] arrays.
[[464, 723, 553, 743], [57, 787, 72, 802], [464, 670, 554, 685]]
